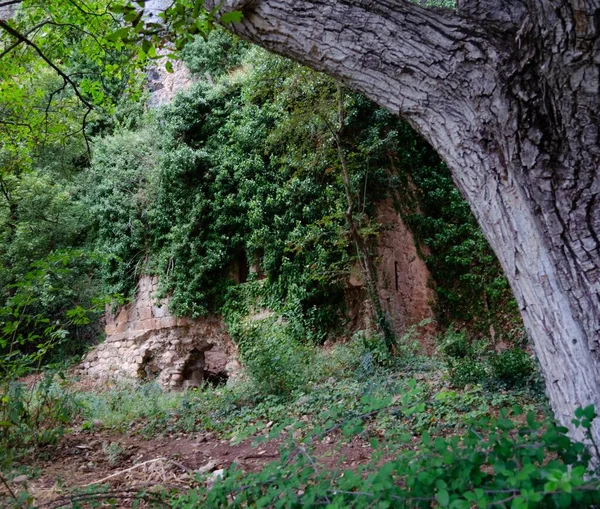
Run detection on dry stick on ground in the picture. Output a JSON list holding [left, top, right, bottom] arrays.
[[81, 457, 167, 487], [36, 488, 171, 509], [168, 458, 194, 474], [37, 483, 185, 509]]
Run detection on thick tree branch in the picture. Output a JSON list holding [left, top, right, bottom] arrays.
[[206, 0, 502, 125], [0, 0, 21, 9], [456, 0, 528, 27], [0, 20, 50, 59]]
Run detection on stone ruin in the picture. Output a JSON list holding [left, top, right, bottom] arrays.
[[81, 200, 437, 386], [81, 276, 239, 388]]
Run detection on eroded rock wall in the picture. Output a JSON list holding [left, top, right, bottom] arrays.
[[81, 276, 238, 388], [376, 199, 436, 337], [147, 60, 194, 107], [144, 0, 194, 107], [345, 199, 437, 351]]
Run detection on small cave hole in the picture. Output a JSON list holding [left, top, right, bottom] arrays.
[[138, 350, 160, 382], [203, 370, 228, 386], [230, 249, 248, 284], [182, 349, 205, 388]]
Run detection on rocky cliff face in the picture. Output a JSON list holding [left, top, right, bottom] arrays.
[[147, 59, 194, 107], [81, 276, 239, 388], [143, 0, 195, 106], [375, 200, 436, 345], [345, 199, 436, 351]]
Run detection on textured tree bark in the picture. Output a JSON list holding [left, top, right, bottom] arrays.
[[202, 0, 600, 446]]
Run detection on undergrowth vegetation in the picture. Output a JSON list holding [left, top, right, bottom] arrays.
[[3, 330, 600, 508]]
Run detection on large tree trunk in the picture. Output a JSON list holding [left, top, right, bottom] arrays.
[[203, 0, 600, 445]]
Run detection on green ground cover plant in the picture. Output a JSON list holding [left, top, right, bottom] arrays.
[[24, 339, 588, 509]]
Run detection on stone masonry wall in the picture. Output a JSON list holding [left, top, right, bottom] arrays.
[[81, 276, 239, 388]]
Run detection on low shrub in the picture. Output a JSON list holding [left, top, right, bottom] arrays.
[[439, 326, 472, 360], [441, 327, 537, 390], [449, 358, 488, 388], [235, 317, 314, 397], [0, 373, 78, 468], [489, 347, 535, 387]]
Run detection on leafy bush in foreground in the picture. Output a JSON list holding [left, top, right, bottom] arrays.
[[171, 406, 600, 509]]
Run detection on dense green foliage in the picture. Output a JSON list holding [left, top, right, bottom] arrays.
[[1, 0, 522, 361], [0, 0, 144, 155], [0, 0, 147, 370], [86, 34, 519, 344], [85, 127, 161, 297]]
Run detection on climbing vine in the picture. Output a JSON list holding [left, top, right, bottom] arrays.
[[88, 33, 520, 343]]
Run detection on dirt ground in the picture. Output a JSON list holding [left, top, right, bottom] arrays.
[[6, 423, 373, 508]]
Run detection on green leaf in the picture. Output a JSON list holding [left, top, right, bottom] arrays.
[[583, 405, 596, 420], [106, 27, 131, 42], [436, 489, 450, 507], [510, 496, 527, 509], [450, 500, 470, 509], [142, 39, 152, 55], [422, 431, 431, 446], [557, 492, 572, 508], [221, 11, 243, 23]]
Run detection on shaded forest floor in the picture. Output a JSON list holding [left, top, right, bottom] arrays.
[[1, 345, 548, 508], [22, 423, 375, 507]]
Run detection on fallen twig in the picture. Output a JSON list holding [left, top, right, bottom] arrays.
[[0, 471, 19, 506], [81, 457, 166, 487], [36, 488, 168, 509]]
